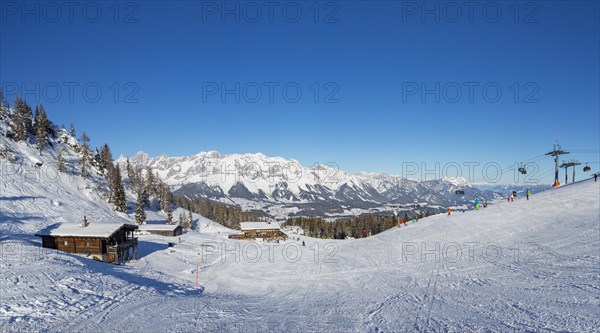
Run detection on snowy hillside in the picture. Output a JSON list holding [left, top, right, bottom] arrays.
[[2, 122, 599, 333], [0, 120, 127, 236], [119, 151, 498, 219]]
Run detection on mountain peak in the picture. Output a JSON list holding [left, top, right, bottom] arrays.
[[442, 176, 469, 186]]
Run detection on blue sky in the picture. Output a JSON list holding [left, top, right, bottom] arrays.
[[1, 1, 598, 184]]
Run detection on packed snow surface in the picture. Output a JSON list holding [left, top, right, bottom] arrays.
[[1, 137, 599, 331]]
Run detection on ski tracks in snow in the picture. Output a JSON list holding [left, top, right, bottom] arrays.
[[412, 269, 439, 332]]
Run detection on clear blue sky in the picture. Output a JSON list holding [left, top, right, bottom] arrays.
[[1, 1, 598, 184]]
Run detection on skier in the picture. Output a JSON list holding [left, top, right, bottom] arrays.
[[474, 198, 480, 210], [507, 195, 511, 202], [483, 200, 488, 208], [526, 188, 531, 200], [302, 241, 305, 246], [447, 208, 452, 216], [595, 173, 597, 182], [510, 194, 514, 202]]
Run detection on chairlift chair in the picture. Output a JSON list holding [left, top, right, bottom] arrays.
[[583, 163, 591, 172], [518, 163, 527, 174], [455, 190, 465, 195]]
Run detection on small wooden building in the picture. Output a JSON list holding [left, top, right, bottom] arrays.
[[35, 223, 138, 264], [137, 224, 184, 237], [229, 221, 287, 240]]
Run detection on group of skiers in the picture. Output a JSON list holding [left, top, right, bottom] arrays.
[[508, 191, 516, 202], [447, 198, 488, 216], [473, 198, 488, 210], [507, 189, 531, 202], [449, 189, 533, 216]]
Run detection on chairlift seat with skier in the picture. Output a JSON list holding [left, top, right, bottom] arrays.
[[583, 163, 591, 172]]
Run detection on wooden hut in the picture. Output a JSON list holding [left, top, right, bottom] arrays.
[[137, 224, 184, 237], [35, 223, 138, 264], [229, 221, 287, 240]]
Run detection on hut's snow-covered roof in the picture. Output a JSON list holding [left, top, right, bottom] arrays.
[[36, 223, 137, 238], [240, 222, 281, 231]]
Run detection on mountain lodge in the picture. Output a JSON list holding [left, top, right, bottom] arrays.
[[229, 221, 287, 240]]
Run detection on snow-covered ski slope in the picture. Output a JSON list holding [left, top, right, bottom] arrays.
[[1, 140, 599, 332]]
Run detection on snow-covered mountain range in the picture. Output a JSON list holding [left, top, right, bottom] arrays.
[[119, 152, 499, 219]]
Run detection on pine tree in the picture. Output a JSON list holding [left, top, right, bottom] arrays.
[[80, 152, 88, 177], [34, 105, 40, 129], [126, 158, 133, 177], [166, 200, 173, 225], [133, 167, 143, 193], [188, 210, 194, 230], [135, 188, 146, 225], [141, 187, 150, 208], [93, 147, 101, 166], [145, 166, 155, 196], [12, 96, 32, 142], [57, 148, 65, 172], [125, 158, 137, 189], [81, 131, 90, 145], [76, 128, 91, 177], [11, 97, 24, 139], [157, 179, 166, 211], [99, 144, 113, 178], [179, 211, 185, 227], [112, 163, 127, 212], [23, 102, 33, 137], [69, 122, 76, 137], [35, 104, 48, 154], [0, 88, 6, 108]]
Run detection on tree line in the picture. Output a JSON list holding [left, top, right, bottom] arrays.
[[285, 211, 437, 239], [172, 196, 263, 230]]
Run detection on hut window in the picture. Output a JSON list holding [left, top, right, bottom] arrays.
[[64, 240, 68, 246], [85, 241, 90, 247]]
